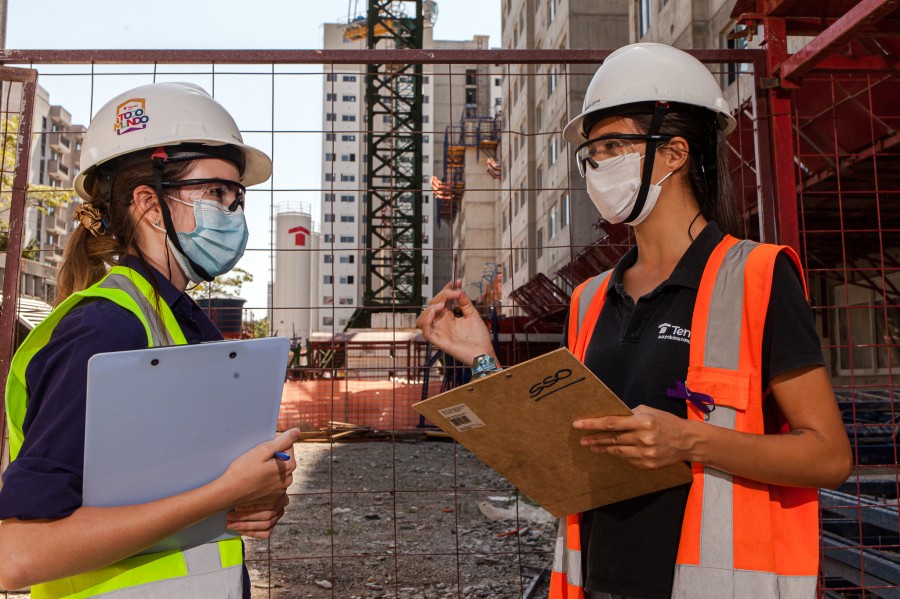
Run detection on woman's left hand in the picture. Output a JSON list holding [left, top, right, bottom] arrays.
[[574, 406, 696, 470], [226, 493, 290, 539]]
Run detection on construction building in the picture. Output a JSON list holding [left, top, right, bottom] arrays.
[[316, 19, 501, 332], [498, 0, 630, 313]]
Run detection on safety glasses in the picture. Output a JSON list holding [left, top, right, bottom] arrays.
[[574, 133, 673, 177], [159, 178, 246, 213]]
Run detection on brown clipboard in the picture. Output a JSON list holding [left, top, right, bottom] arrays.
[[413, 347, 692, 518]]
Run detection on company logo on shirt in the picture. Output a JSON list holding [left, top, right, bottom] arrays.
[[114, 98, 149, 136], [657, 323, 691, 344]]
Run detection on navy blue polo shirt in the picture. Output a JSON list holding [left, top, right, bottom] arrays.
[[0, 256, 253, 595], [575, 222, 825, 598]]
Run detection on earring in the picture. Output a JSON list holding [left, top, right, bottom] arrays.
[[155, 219, 161, 227]]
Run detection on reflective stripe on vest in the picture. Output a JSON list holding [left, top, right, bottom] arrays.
[[4, 266, 243, 598], [550, 237, 819, 599]]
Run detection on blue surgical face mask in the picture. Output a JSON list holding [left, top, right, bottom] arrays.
[[166, 196, 249, 283]]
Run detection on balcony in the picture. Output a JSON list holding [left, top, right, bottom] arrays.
[[49, 105, 71, 126], [45, 214, 67, 236], [48, 131, 71, 153], [42, 243, 64, 264], [47, 159, 70, 182]]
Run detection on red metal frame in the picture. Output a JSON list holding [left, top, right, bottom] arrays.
[[778, 0, 900, 84], [0, 66, 38, 445]]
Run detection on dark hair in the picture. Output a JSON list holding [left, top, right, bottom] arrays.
[[56, 158, 195, 305], [584, 105, 742, 238]]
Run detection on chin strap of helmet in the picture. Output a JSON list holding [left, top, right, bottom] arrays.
[[624, 101, 670, 224], [150, 147, 215, 282]]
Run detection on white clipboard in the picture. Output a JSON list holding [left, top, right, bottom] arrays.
[[83, 336, 290, 554]]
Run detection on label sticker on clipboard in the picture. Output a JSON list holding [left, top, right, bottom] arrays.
[[438, 403, 485, 432]]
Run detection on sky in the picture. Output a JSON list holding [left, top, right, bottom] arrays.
[[5, 0, 503, 316]]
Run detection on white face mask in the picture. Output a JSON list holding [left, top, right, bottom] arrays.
[[585, 152, 674, 226]]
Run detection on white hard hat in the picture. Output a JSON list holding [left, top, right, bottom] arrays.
[[563, 43, 737, 143], [74, 82, 272, 201]]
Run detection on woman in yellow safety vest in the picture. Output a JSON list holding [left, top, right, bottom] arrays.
[[416, 43, 852, 599], [0, 82, 299, 598]]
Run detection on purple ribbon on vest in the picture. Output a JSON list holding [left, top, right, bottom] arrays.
[[667, 380, 715, 419]]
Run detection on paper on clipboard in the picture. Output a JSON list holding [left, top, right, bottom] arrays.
[[83, 337, 290, 554], [413, 348, 692, 518]]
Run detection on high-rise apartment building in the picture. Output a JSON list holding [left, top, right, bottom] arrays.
[[498, 0, 630, 306], [317, 22, 499, 331]]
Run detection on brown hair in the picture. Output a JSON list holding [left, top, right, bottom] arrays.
[[55, 159, 194, 305]]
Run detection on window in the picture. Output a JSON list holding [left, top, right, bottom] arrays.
[[339, 255, 355, 264], [323, 275, 333, 284], [549, 66, 557, 95], [326, 93, 337, 101], [342, 134, 356, 142], [549, 137, 558, 166], [339, 275, 355, 285], [548, 0, 555, 23], [537, 167, 543, 191], [325, 173, 335, 182], [502, 207, 508, 231], [323, 316, 334, 326], [326, 113, 336, 121], [340, 215, 355, 223], [423, 115, 430, 124], [561, 192, 569, 228], [466, 69, 477, 86], [342, 95, 356, 102], [423, 95, 430, 104], [340, 174, 355, 182], [639, 0, 652, 37], [725, 26, 751, 86], [340, 194, 354, 202], [342, 114, 356, 122], [834, 280, 900, 374], [342, 75, 357, 82], [324, 214, 334, 223], [340, 235, 354, 243], [536, 104, 542, 131], [537, 228, 544, 258], [423, 135, 429, 143], [326, 73, 337, 82], [323, 296, 333, 304], [326, 133, 336, 141], [323, 254, 333, 263], [325, 153, 335, 161], [324, 234, 335, 243], [324, 193, 335, 202], [339, 297, 354, 305], [341, 154, 356, 162], [495, 77, 501, 87], [550, 203, 559, 238], [423, 76, 430, 84]]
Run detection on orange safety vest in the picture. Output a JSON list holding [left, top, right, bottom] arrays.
[[549, 235, 820, 599]]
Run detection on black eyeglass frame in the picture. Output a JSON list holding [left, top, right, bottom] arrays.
[[574, 133, 675, 177], [159, 178, 247, 213]]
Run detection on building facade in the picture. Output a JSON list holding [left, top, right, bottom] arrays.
[[499, 0, 630, 307]]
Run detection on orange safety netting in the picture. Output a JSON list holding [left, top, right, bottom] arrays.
[[277, 379, 444, 431]]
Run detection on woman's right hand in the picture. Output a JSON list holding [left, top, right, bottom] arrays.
[[216, 429, 300, 508], [416, 281, 495, 367]]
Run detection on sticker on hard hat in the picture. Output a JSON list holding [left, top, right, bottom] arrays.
[[114, 98, 150, 136]]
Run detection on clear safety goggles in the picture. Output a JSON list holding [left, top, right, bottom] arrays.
[[159, 178, 246, 213], [574, 133, 673, 177]]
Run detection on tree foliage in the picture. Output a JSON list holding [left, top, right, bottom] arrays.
[[187, 267, 254, 299]]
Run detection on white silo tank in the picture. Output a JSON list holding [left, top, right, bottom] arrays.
[[274, 204, 312, 342]]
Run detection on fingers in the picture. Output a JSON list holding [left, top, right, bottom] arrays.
[[234, 493, 290, 513], [574, 415, 643, 432]]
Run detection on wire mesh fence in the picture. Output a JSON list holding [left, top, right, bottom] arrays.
[[0, 48, 895, 598]]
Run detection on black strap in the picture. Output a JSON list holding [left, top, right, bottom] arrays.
[[624, 101, 670, 224], [151, 150, 214, 282]]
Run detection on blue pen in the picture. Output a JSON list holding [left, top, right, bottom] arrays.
[[274, 451, 290, 461]]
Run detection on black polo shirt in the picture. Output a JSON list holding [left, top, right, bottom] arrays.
[[574, 222, 825, 599]]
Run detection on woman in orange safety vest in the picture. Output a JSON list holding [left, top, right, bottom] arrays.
[[416, 43, 852, 599]]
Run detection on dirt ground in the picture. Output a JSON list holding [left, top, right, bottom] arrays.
[[2, 439, 556, 599], [246, 439, 557, 599]]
